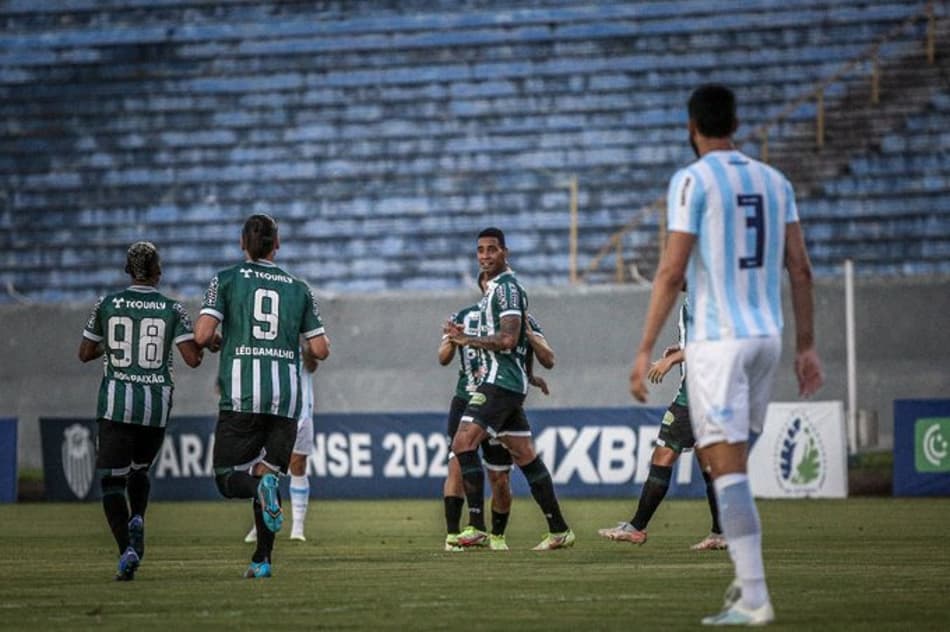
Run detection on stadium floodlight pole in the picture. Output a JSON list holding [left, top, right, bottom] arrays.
[[844, 258, 858, 455]]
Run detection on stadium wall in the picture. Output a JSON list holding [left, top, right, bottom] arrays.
[[2, 277, 946, 471]]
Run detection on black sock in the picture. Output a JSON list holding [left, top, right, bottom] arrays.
[[631, 464, 673, 531], [521, 457, 568, 533], [455, 451, 486, 531], [101, 475, 130, 554], [702, 470, 722, 534], [444, 496, 464, 534], [127, 469, 151, 518], [216, 469, 260, 499], [491, 510, 510, 536], [252, 497, 277, 564]]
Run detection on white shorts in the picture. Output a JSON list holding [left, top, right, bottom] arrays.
[[293, 413, 314, 456], [685, 336, 781, 448]]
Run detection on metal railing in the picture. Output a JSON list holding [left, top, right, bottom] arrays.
[[575, 0, 939, 285]]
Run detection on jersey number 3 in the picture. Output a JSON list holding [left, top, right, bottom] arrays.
[[737, 194, 764, 269]]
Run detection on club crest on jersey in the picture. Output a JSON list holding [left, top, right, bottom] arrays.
[[112, 297, 125, 309], [240, 268, 254, 279], [62, 423, 95, 499]]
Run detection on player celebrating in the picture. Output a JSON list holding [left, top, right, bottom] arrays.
[[599, 296, 726, 550], [629, 85, 823, 625], [448, 228, 572, 551], [244, 345, 318, 543], [195, 214, 330, 579], [439, 275, 556, 552], [79, 241, 205, 581]]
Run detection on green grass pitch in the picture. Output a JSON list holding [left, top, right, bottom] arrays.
[[1, 498, 948, 631]]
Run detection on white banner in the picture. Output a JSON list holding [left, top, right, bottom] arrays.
[[749, 401, 848, 498]]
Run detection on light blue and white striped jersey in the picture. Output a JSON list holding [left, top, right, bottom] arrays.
[[667, 150, 799, 342]]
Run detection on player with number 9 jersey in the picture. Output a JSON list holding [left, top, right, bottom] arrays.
[[194, 213, 329, 580], [200, 259, 324, 419]]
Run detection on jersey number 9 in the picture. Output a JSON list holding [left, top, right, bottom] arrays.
[[253, 288, 280, 340]]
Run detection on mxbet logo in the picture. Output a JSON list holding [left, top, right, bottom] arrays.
[[915, 418, 950, 472], [534, 425, 695, 486]]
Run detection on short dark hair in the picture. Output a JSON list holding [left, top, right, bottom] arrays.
[[125, 241, 161, 282], [688, 84, 737, 138], [243, 213, 278, 260], [477, 227, 506, 248]]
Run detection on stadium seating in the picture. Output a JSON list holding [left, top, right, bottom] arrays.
[[0, 0, 945, 301]]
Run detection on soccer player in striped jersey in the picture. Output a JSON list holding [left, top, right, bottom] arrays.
[[600, 295, 726, 550], [630, 85, 823, 626], [78, 241, 205, 581], [194, 214, 330, 579], [244, 345, 318, 543], [448, 228, 573, 551], [439, 274, 556, 552]]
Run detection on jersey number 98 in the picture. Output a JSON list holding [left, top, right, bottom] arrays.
[[107, 316, 166, 369]]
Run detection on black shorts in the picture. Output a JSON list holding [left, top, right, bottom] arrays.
[[212, 410, 297, 474], [460, 383, 530, 438], [655, 402, 696, 453], [95, 418, 166, 476], [448, 394, 513, 471]]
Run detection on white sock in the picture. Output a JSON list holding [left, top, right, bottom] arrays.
[[290, 475, 310, 533], [714, 473, 769, 610]]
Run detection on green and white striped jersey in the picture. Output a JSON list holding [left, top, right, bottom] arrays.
[[449, 304, 485, 399], [673, 299, 689, 407], [479, 270, 531, 395], [201, 260, 324, 420], [83, 285, 195, 427]]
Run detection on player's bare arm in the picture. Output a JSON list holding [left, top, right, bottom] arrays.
[[630, 231, 695, 402], [527, 350, 550, 395], [647, 347, 684, 384], [77, 338, 104, 362], [450, 314, 520, 352], [177, 340, 204, 368], [301, 342, 319, 373], [306, 332, 330, 361], [527, 328, 556, 369], [194, 314, 220, 350], [785, 221, 823, 396], [438, 331, 457, 366]]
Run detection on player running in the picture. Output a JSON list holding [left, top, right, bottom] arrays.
[[245, 344, 318, 543], [79, 241, 206, 581], [195, 214, 330, 579]]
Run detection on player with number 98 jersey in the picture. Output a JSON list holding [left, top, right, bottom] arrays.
[[83, 284, 195, 428], [200, 260, 324, 420]]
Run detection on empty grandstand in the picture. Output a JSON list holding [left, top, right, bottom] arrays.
[[0, 0, 946, 301]]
